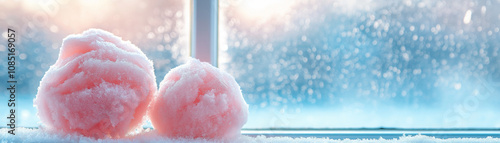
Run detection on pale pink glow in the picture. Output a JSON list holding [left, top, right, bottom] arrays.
[[149, 59, 249, 139], [34, 29, 157, 138]]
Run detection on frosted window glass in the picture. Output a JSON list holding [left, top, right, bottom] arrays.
[[219, 0, 500, 129]]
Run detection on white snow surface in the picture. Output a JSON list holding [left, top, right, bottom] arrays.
[[1, 128, 499, 143]]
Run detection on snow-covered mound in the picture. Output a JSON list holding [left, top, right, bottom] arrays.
[[149, 59, 249, 139], [33, 29, 157, 138]]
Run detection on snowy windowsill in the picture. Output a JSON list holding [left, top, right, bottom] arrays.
[[1, 128, 500, 142]]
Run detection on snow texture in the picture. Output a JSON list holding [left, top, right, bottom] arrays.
[[33, 29, 157, 138], [149, 59, 249, 139], [2, 128, 500, 143]]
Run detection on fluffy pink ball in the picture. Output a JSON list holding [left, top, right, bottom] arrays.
[[34, 29, 156, 138], [149, 59, 248, 139]]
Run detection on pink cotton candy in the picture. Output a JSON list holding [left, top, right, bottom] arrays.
[[149, 59, 249, 139], [34, 29, 157, 138]]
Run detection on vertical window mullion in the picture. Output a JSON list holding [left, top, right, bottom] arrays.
[[191, 0, 218, 66]]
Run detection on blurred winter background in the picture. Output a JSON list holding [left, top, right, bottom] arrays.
[[219, 0, 500, 129], [1, 0, 499, 130]]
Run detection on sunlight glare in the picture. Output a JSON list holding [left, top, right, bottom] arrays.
[[238, 0, 294, 21]]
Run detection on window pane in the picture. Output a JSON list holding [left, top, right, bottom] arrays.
[[0, 0, 190, 127], [219, 0, 500, 128]]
